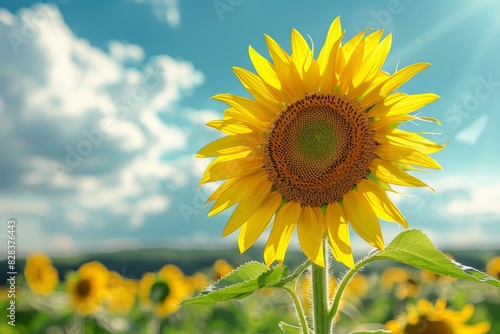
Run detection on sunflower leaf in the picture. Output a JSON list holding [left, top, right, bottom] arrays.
[[373, 229, 500, 288], [181, 262, 289, 305], [279, 321, 301, 333]]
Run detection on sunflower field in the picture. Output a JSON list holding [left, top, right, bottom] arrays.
[[1, 251, 499, 334]]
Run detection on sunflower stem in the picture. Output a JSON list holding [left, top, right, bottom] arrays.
[[283, 285, 309, 334], [148, 315, 162, 334], [328, 255, 376, 328], [311, 241, 329, 334], [69, 314, 84, 334]]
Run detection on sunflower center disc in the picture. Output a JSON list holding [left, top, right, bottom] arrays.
[[405, 318, 454, 334], [76, 279, 92, 297], [263, 93, 376, 206]]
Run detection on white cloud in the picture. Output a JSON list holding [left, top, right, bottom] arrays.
[[108, 41, 145, 64], [0, 8, 15, 25], [184, 108, 221, 125], [442, 180, 500, 217], [133, 0, 180, 27], [0, 4, 209, 239], [64, 208, 89, 229], [0, 198, 50, 216], [455, 114, 488, 144]]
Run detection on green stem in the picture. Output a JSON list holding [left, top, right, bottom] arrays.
[[312, 241, 329, 334], [283, 285, 309, 334], [71, 314, 84, 334], [327, 255, 376, 327], [291, 259, 312, 279], [148, 316, 162, 334]]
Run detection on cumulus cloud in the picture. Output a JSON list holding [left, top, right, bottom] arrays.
[[0, 3, 215, 256], [108, 41, 146, 64], [438, 177, 500, 217], [133, 0, 180, 27], [455, 114, 488, 145]]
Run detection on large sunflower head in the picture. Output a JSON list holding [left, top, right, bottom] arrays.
[[198, 17, 443, 268], [385, 298, 490, 334], [66, 261, 110, 316], [24, 253, 59, 295], [138, 264, 192, 318]]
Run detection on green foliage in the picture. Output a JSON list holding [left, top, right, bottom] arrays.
[[348, 331, 391, 334], [182, 262, 289, 305], [373, 229, 500, 287], [279, 321, 301, 333]]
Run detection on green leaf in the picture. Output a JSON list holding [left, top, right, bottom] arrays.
[[348, 331, 391, 334], [373, 229, 500, 288], [279, 321, 301, 333], [181, 261, 289, 305]]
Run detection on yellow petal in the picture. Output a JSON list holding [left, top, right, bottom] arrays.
[[291, 28, 312, 75], [291, 29, 319, 94], [317, 17, 342, 71], [371, 114, 414, 131], [375, 129, 445, 155], [341, 31, 366, 67], [200, 153, 263, 185], [297, 206, 325, 266], [208, 172, 264, 216], [369, 158, 431, 189], [325, 202, 354, 269], [206, 119, 256, 135], [369, 93, 439, 118], [357, 179, 408, 228], [361, 62, 431, 108], [362, 30, 384, 57], [376, 144, 442, 170], [212, 93, 277, 121], [351, 34, 392, 97], [344, 190, 385, 250], [249, 45, 282, 92], [318, 32, 344, 92], [238, 192, 282, 252], [223, 108, 268, 131], [264, 201, 301, 266], [223, 173, 272, 236], [339, 38, 365, 98], [264, 34, 305, 99], [232, 66, 284, 110], [197, 135, 257, 158], [206, 178, 235, 204]]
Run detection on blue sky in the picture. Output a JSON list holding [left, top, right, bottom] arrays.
[[1, 0, 499, 259]]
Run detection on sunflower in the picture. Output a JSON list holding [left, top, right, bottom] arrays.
[[106, 271, 137, 314], [66, 261, 110, 315], [344, 273, 368, 300], [24, 253, 58, 295], [138, 264, 191, 318], [385, 298, 490, 334], [198, 17, 443, 268], [486, 256, 500, 280], [421, 252, 455, 284], [380, 267, 409, 290], [187, 272, 209, 292], [213, 259, 234, 280]]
